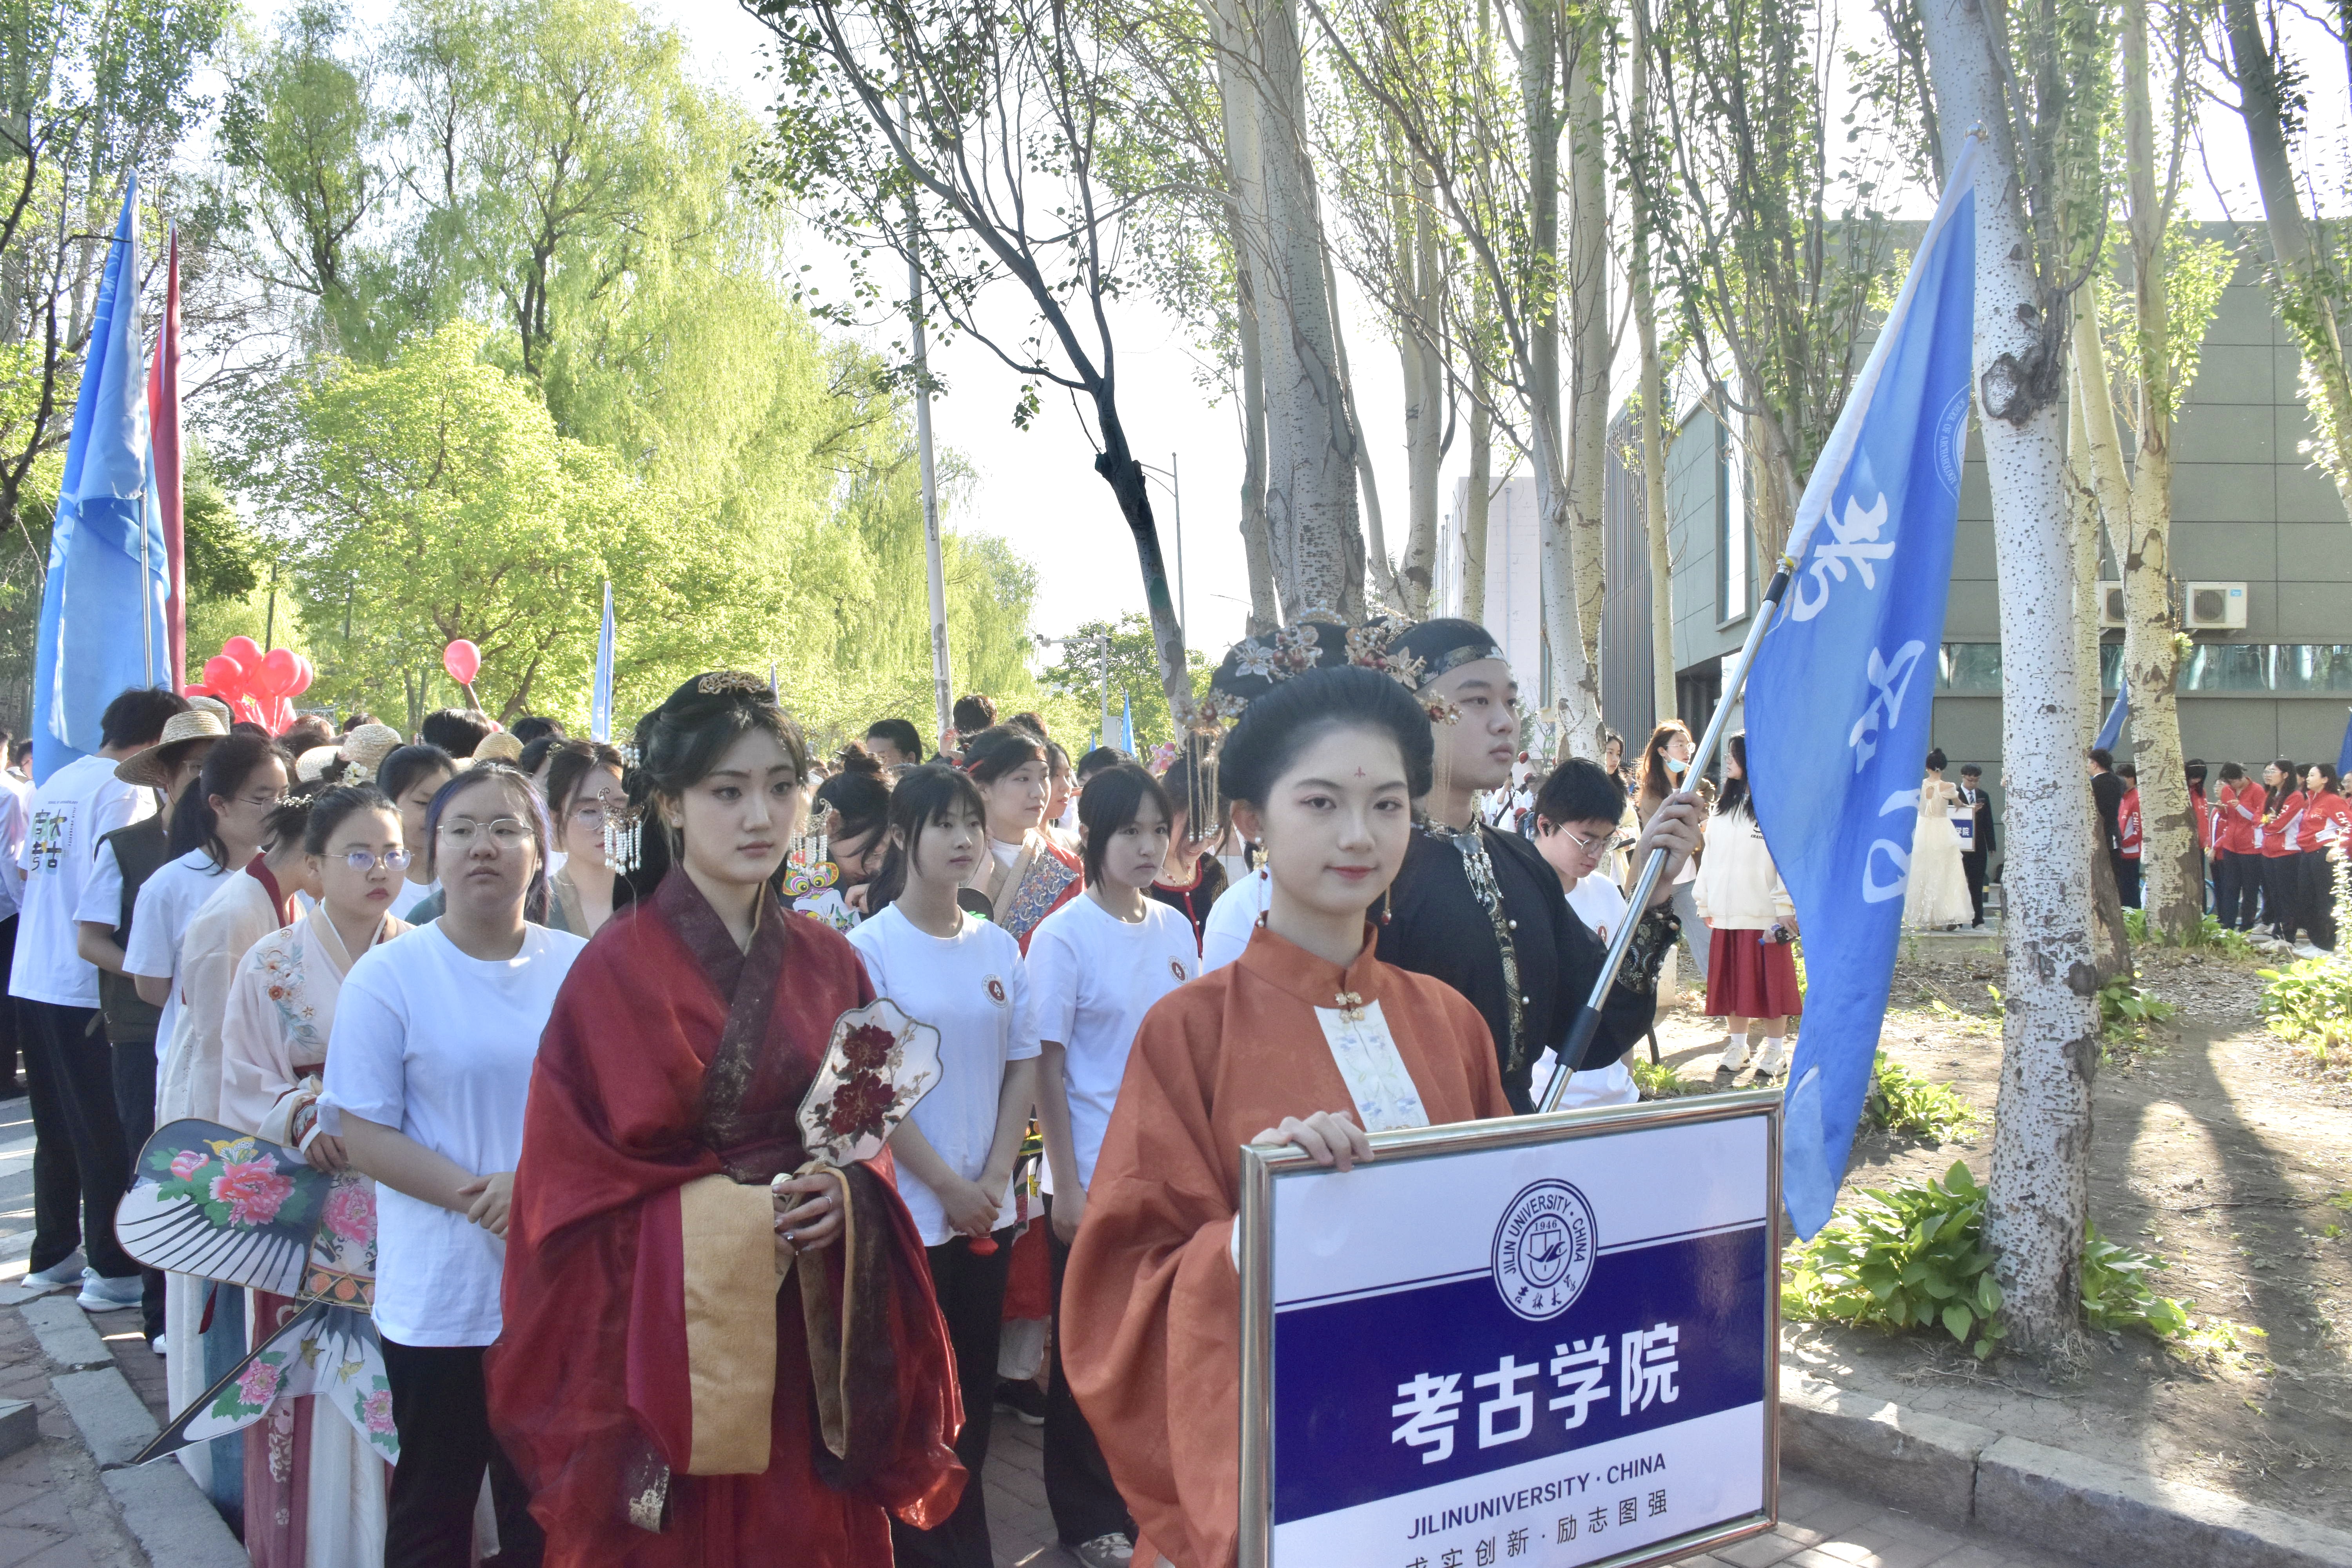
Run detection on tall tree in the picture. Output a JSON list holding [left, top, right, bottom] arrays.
[[1918, 0, 2109, 1360]]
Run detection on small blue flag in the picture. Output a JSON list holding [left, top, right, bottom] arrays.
[[2096, 681, 2128, 753], [1120, 691, 1134, 754], [2334, 706, 2349, 783], [33, 178, 171, 783], [1746, 137, 1980, 1240], [590, 582, 615, 742]]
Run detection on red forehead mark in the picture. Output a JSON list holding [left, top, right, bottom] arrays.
[[1355, 767, 1367, 777]]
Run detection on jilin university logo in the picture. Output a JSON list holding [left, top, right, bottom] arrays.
[[1491, 1179, 1599, 1321]]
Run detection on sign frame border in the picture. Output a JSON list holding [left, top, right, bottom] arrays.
[[1237, 1088, 1784, 1568]]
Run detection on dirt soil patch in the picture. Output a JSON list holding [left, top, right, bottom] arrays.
[[1644, 925, 2352, 1532]]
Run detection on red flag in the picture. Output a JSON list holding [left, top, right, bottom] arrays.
[[146, 227, 186, 690]]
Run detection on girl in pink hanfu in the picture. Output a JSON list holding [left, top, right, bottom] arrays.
[[218, 784, 412, 1568]]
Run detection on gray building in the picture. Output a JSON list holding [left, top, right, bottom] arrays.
[[1556, 242, 2352, 844]]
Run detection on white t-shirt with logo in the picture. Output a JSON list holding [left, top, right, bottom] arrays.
[[322, 921, 586, 1346], [0, 773, 31, 920], [1024, 893, 1200, 1190], [1565, 875, 1632, 947], [10, 757, 156, 1007], [121, 850, 235, 1053], [849, 904, 1037, 1247]]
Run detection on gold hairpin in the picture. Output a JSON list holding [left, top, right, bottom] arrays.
[[695, 670, 767, 695]]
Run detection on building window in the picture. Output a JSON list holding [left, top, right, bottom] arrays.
[[1715, 418, 1751, 625], [1935, 642, 2352, 694]]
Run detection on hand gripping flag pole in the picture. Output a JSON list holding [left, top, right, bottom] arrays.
[[1541, 132, 1984, 1126], [1539, 557, 1799, 1112]]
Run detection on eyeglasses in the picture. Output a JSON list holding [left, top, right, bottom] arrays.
[[438, 817, 531, 849], [567, 800, 608, 828], [1557, 826, 1630, 854], [340, 849, 414, 873]]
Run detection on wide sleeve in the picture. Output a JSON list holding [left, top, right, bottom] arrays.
[[1063, 989, 1247, 1568]]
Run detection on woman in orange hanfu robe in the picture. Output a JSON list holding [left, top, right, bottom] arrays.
[[488, 674, 964, 1568], [1063, 645, 1517, 1568]]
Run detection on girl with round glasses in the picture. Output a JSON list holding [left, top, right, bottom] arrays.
[[217, 783, 414, 1568], [541, 739, 632, 937]]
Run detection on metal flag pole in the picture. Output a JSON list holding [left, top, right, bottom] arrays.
[[1540, 553, 1798, 1113]]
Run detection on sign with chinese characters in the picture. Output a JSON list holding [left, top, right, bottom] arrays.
[[1236, 1091, 1780, 1568]]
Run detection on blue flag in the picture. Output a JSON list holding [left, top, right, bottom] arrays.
[[1745, 138, 1980, 1240], [590, 581, 615, 741], [2337, 706, 2351, 782], [1120, 691, 1134, 754], [33, 178, 171, 784], [2096, 681, 2128, 753]]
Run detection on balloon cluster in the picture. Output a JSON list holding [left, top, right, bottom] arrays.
[[187, 636, 314, 734]]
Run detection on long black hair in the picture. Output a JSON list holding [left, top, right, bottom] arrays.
[[814, 745, 893, 847], [377, 744, 457, 805], [303, 784, 398, 856], [1219, 665, 1435, 806], [1715, 732, 1753, 821], [622, 672, 810, 899], [865, 763, 985, 913], [962, 724, 1045, 785], [168, 733, 288, 865]]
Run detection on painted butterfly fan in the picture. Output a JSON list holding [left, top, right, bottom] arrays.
[[115, 1119, 333, 1297]]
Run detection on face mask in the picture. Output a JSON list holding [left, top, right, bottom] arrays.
[[1664, 756, 1688, 776]]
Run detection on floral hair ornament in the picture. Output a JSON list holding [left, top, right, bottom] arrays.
[[695, 669, 769, 696], [785, 999, 944, 1458]]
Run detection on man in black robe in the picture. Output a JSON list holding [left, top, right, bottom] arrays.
[[1372, 620, 1705, 1114]]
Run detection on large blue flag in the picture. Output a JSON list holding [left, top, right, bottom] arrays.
[[33, 178, 171, 783], [590, 581, 615, 741], [1746, 138, 1980, 1239], [2096, 681, 2129, 752]]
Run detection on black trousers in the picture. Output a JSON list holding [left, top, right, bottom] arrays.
[[1960, 852, 1987, 926], [109, 1040, 166, 1339], [2215, 852, 2258, 929], [23, 1001, 136, 1278], [2261, 855, 2301, 936], [890, 1227, 1015, 1568], [380, 1339, 543, 1568], [1044, 1195, 1133, 1547], [2116, 858, 2142, 909], [2299, 850, 2338, 951]]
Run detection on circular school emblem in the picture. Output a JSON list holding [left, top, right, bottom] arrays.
[[1491, 1179, 1598, 1322], [985, 976, 1007, 1005], [1168, 958, 1187, 983]]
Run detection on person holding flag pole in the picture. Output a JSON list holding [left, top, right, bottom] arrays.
[[1539, 134, 1984, 1252]]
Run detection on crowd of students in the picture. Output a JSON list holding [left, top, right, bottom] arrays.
[[0, 611, 1727, 1568]]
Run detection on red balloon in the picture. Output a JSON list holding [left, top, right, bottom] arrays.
[[203, 656, 246, 693], [222, 636, 263, 666], [443, 640, 482, 687], [287, 654, 314, 697], [259, 647, 299, 697]]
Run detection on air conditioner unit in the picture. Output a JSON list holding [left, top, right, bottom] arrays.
[[2098, 583, 2126, 628], [2184, 581, 2248, 630]]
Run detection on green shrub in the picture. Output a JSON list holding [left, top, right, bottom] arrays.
[[2098, 973, 2178, 1038], [2257, 956, 2352, 1060], [1785, 1162, 2192, 1360], [1864, 1053, 1976, 1141], [2127, 907, 2254, 956], [1630, 1057, 1704, 1099]]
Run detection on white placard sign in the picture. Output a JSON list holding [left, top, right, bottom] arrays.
[[1238, 1093, 1781, 1568]]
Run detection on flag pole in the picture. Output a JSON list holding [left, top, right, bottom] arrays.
[[1540, 554, 1797, 1112], [903, 96, 953, 748]]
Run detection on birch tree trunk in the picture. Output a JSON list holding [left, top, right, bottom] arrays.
[[1630, 0, 1677, 726], [1465, 368, 1493, 624], [1921, 0, 2103, 1361], [2223, 0, 2352, 524], [1212, 10, 1283, 635], [1396, 156, 1445, 619], [1245, 0, 1367, 621], [1563, 5, 1612, 742]]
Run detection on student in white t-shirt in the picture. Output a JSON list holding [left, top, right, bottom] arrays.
[[8, 687, 184, 1304], [1024, 762, 1199, 1561], [848, 763, 1038, 1568], [374, 744, 457, 923], [1529, 758, 1643, 1111], [323, 762, 583, 1565], [1200, 861, 1270, 972]]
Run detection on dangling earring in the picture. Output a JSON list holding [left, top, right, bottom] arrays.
[[603, 804, 642, 875], [1379, 886, 1393, 926]]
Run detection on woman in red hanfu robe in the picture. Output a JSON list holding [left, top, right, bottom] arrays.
[[488, 673, 964, 1568]]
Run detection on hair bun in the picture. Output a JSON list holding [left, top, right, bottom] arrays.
[[836, 742, 884, 778]]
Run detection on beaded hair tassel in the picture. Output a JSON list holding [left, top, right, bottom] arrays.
[[602, 801, 643, 875]]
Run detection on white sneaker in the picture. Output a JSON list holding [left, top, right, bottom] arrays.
[[75, 1272, 142, 1312], [150, 1334, 167, 1357], [1754, 1038, 1788, 1079], [2293, 942, 2323, 960], [1072, 1534, 1135, 1568], [20, 1251, 85, 1291], [1716, 1037, 1749, 1075]]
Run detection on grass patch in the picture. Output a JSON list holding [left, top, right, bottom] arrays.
[[2256, 956, 2352, 1063], [1630, 1057, 1707, 1099], [2125, 908, 2255, 957]]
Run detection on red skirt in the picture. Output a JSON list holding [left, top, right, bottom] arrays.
[[1705, 927, 1804, 1018]]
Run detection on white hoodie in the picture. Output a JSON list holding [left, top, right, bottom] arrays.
[[1692, 804, 1795, 931]]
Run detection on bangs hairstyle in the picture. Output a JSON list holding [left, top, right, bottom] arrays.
[[543, 739, 629, 818], [961, 724, 1046, 785], [1078, 763, 1174, 887], [377, 743, 458, 803], [864, 762, 985, 913], [169, 732, 289, 864], [1218, 665, 1435, 806], [303, 784, 399, 855], [1536, 758, 1626, 830], [1637, 720, 1693, 805], [422, 762, 552, 923]]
